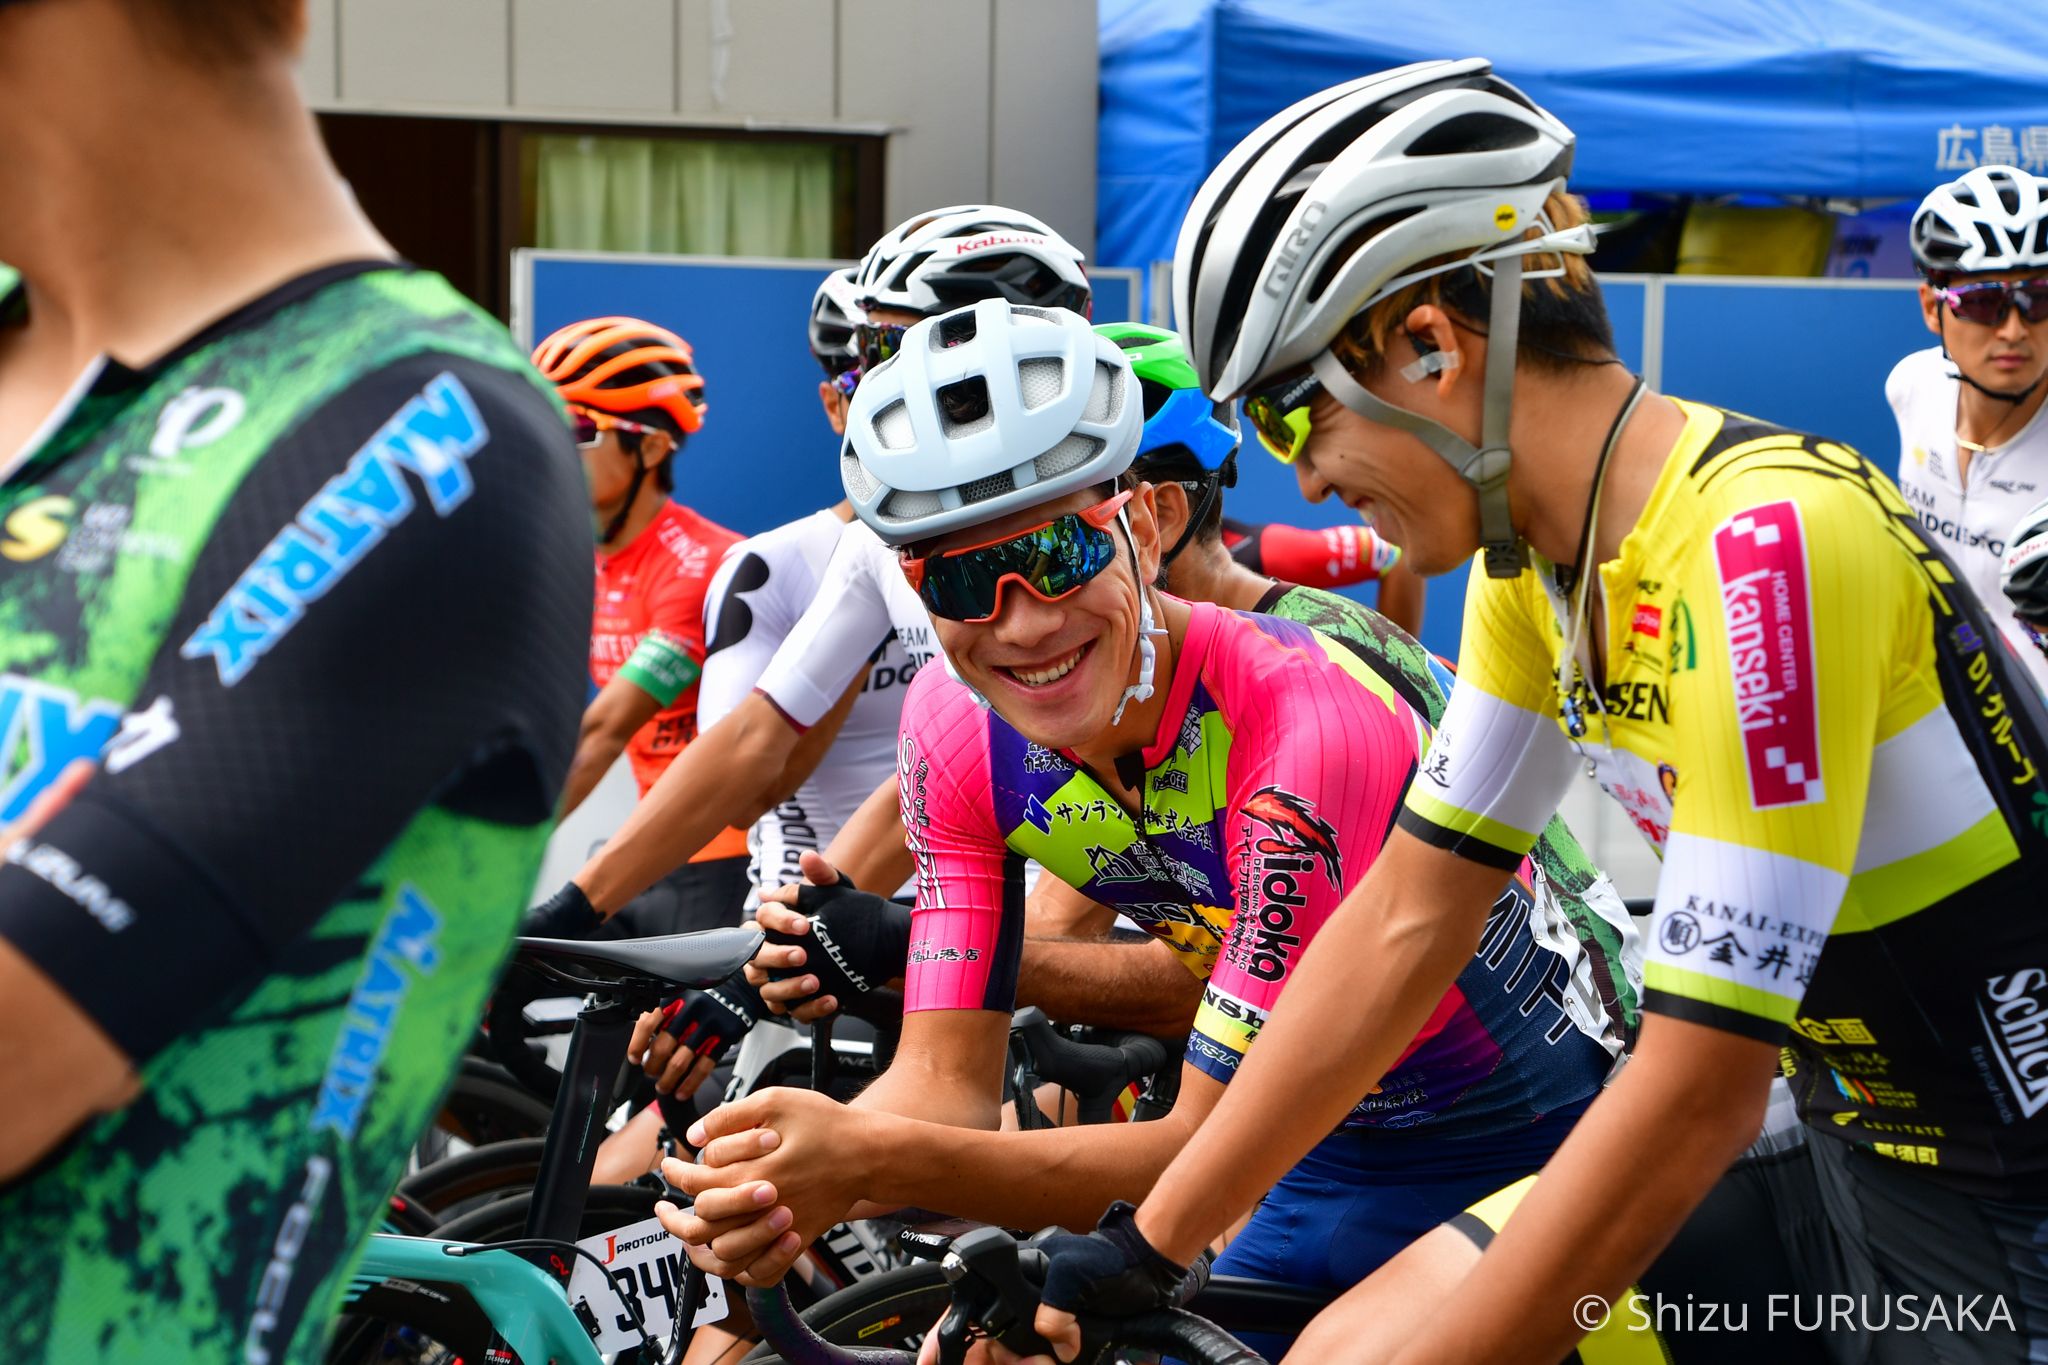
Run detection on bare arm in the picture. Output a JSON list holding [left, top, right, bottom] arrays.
[[850, 1005, 1010, 1130], [1026, 874, 1120, 939], [821, 771, 914, 895], [575, 690, 800, 915], [1390, 1018, 1776, 1365], [1376, 560, 1427, 639], [745, 664, 869, 825], [1019, 936, 1202, 1037], [557, 674, 660, 819], [1136, 828, 1510, 1261]]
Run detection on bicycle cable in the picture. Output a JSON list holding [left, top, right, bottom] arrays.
[[440, 1235, 671, 1359]]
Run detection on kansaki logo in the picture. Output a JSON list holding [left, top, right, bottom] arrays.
[[1713, 502, 1823, 809]]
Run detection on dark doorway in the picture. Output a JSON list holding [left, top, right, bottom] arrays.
[[318, 113, 506, 315]]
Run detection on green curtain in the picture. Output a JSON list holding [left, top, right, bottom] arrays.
[[533, 134, 837, 257]]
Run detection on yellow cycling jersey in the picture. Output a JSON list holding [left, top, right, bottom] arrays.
[[1400, 399, 2048, 1196]]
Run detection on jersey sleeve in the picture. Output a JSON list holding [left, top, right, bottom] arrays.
[[616, 533, 713, 707], [698, 542, 779, 731], [896, 667, 1026, 1013], [1191, 629, 1420, 1083], [754, 527, 896, 730], [1644, 482, 1896, 1042], [0, 353, 592, 1065], [1396, 557, 1580, 869], [1224, 519, 1400, 587]]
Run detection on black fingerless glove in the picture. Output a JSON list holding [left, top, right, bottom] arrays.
[[1038, 1202, 1206, 1319], [657, 968, 767, 1066], [764, 881, 911, 1012], [521, 881, 604, 940]]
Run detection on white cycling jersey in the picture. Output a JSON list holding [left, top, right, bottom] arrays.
[[1887, 345, 2048, 693], [701, 509, 918, 900], [753, 516, 938, 728]]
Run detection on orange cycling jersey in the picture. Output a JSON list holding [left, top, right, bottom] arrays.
[[591, 499, 747, 861]]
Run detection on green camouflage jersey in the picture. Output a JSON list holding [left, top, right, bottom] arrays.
[[0, 263, 590, 1362], [1255, 582, 1642, 1040]]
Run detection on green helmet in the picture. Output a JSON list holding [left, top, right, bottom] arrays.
[[1094, 322, 1240, 475]]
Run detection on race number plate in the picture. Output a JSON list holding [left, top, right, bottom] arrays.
[[567, 1215, 730, 1352]]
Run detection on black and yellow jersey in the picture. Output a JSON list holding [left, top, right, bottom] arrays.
[[1401, 399, 2048, 1196]]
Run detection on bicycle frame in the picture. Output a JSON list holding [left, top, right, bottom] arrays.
[[351, 1234, 603, 1364]]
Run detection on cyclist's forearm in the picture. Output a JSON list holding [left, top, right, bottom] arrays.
[[850, 1009, 1008, 1131], [557, 730, 627, 820], [576, 695, 798, 915], [747, 666, 869, 823], [1390, 1018, 1776, 1365], [822, 773, 912, 894], [858, 1100, 1202, 1231], [1136, 858, 1494, 1262], [1018, 938, 1200, 1036]]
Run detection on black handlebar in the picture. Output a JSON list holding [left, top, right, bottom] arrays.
[[1008, 1008, 1173, 1125], [747, 1223, 1266, 1365]]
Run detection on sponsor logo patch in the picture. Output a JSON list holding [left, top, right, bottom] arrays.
[[1978, 969, 2048, 1120], [1712, 502, 1823, 808]]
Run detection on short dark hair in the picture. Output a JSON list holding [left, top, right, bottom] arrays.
[[129, 0, 303, 63]]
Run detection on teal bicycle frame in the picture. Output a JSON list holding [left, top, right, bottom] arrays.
[[351, 1233, 605, 1363]]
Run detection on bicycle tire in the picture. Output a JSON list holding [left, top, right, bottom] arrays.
[[398, 1136, 548, 1221], [327, 1185, 676, 1365], [417, 1057, 556, 1162], [740, 1262, 952, 1364]]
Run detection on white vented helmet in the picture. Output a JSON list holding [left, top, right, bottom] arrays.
[[855, 205, 1091, 317], [841, 299, 1140, 546], [1174, 58, 1592, 576], [1913, 166, 2048, 278], [2004, 495, 2048, 632], [808, 266, 865, 375]]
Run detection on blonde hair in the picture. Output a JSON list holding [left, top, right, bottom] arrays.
[[1332, 190, 1612, 379]]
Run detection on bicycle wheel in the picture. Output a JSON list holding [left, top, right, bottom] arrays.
[[740, 1262, 952, 1364], [398, 1136, 548, 1222], [415, 1056, 555, 1168], [326, 1186, 676, 1365]]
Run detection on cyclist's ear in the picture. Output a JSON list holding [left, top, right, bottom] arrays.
[[640, 429, 678, 467], [1918, 282, 1947, 338], [1126, 480, 1164, 588], [1402, 305, 1465, 400]]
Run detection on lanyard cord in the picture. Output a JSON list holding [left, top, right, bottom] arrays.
[[1556, 375, 1647, 739]]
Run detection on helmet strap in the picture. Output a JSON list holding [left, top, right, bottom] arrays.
[[1311, 254, 1529, 579], [1160, 475, 1223, 569], [1111, 505, 1166, 727], [602, 450, 650, 547], [1939, 311, 2045, 407]]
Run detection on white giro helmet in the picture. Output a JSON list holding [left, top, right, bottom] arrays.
[[2004, 495, 2048, 631], [855, 205, 1091, 317], [840, 299, 1140, 546], [1912, 166, 2048, 278], [808, 266, 865, 375], [1174, 58, 1592, 577]]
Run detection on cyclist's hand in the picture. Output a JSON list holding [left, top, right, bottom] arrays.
[[656, 1086, 866, 1286], [762, 878, 909, 1022], [916, 1320, 1053, 1365], [521, 880, 604, 940], [626, 1007, 714, 1100], [758, 848, 851, 910], [635, 972, 764, 1096], [743, 902, 835, 1022], [0, 759, 90, 861], [1035, 1202, 1203, 1363]]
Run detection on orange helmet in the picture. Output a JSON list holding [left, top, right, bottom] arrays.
[[531, 317, 706, 437]]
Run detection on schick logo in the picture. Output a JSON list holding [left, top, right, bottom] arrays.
[[1980, 969, 2048, 1119], [183, 373, 488, 685], [0, 676, 122, 821]]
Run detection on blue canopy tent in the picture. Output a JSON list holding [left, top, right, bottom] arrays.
[[1100, 0, 2048, 277]]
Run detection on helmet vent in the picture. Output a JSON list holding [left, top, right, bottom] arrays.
[[1405, 112, 1538, 157], [842, 452, 877, 500], [960, 470, 1014, 505], [936, 311, 979, 349], [1309, 209, 1423, 300], [886, 488, 943, 520], [1081, 362, 1123, 423], [1018, 358, 1065, 410], [937, 377, 995, 436], [875, 400, 915, 451], [1035, 433, 1103, 480]]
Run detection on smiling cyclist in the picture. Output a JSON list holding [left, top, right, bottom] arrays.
[[653, 301, 1638, 1362], [1033, 58, 2048, 1365], [1888, 165, 2048, 695]]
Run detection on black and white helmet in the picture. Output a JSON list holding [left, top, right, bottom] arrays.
[[840, 300, 1138, 546], [808, 266, 865, 376], [2004, 495, 2048, 632], [855, 205, 1091, 317], [1174, 58, 1592, 577], [1912, 166, 2048, 278]]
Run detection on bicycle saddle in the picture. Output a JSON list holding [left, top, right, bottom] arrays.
[[511, 926, 763, 997]]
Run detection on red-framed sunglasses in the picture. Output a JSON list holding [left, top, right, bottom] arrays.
[[900, 491, 1132, 623]]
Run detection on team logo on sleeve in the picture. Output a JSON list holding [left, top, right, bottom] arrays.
[[1712, 501, 1823, 809], [1242, 786, 1343, 888]]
